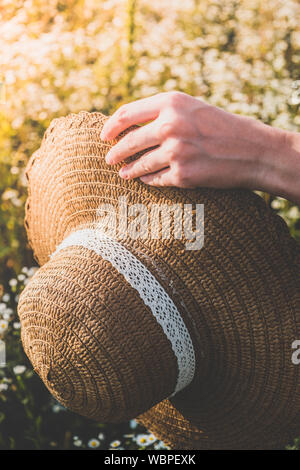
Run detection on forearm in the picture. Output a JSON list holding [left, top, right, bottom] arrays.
[[253, 124, 300, 205]]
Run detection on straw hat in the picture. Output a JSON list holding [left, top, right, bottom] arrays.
[[18, 111, 300, 449]]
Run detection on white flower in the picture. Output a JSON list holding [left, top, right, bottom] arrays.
[[135, 434, 152, 447], [129, 419, 138, 429], [88, 438, 100, 448], [2, 189, 18, 201], [12, 197, 22, 207], [147, 433, 157, 444], [13, 322, 21, 329], [28, 267, 38, 278], [0, 320, 8, 333], [154, 441, 168, 450], [0, 303, 6, 313], [10, 166, 19, 175], [17, 274, 26, 282], [4, 308, 13, 316], [13, 365, 26, 375], [0, 383, 8, 391], [288, 207, 300, 219], [2, 294, 10, 303], [109, 440, 121, 448], [73, 439, 82, 447], [52, 403, 64, 413], [9, 279, 17, 288], [98, 432, 105, 441], [271, 199, 282, 210], [3, 311, 13, 320]]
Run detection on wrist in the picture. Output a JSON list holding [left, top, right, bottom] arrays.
[[254, 125, 300, 204], [282, 130, 300, 204]]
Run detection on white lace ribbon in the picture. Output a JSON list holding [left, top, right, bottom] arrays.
[[53, 229, 196, 396]]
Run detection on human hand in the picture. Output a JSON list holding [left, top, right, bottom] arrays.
[[101, 91, 299, 202]]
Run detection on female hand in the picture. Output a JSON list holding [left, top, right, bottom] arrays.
[[101, 91, 300, 203]]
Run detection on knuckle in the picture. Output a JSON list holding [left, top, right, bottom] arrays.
[[138, 157, 150, 174], [159, 121, 175, 140], [172, 114, 185, 129], [164, 143, 176, 161], [149, 175, 158, 186], [173, 138, 185, 154], [165, 138, 184, 161], [173, 171, 183, 187], [158, 110, 184, 141], [166, 91, 185, 107], [172, 163, 187, 187], [126, 134, 136, 153], [116, 105, 128, 124]]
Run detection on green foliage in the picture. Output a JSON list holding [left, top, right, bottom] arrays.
[[0, 0, 299, 450], [286, 437, 300, 450]]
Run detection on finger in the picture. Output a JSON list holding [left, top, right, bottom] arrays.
[[140, 168, 174, 187], [101, 94, 165, 141], [119, 148, 169, 179], [105, 120, 160, 165]]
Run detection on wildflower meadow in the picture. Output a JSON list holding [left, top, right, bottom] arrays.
[[0, 0, 299, 450]]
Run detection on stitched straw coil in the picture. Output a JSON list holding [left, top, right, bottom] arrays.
[[18, 111, 300, 449]]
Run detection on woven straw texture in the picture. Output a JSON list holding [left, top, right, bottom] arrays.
[[18, 111, 300, 449]]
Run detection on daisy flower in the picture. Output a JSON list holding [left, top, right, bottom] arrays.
[[110, 439, 121, 448], [135, 434, 152, 447], [88, 438, 100, 448], [147, 433, 157, 444], [0, 320, 8, 333], [73, 439, 83, 447], [13, 365, 26, 375], [9, 279, 17, 288]]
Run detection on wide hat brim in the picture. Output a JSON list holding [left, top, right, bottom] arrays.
[[18, 111, 300, 449]]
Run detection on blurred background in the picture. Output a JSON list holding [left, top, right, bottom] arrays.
[[0, 0, 299, 450]]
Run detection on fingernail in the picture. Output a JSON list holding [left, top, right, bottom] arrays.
[[119, 167, 128, 178], [105, 151, 112, 164], [100, 128, 108, 140]]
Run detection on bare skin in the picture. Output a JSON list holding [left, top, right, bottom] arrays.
[[100, 91, 300, 205]]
